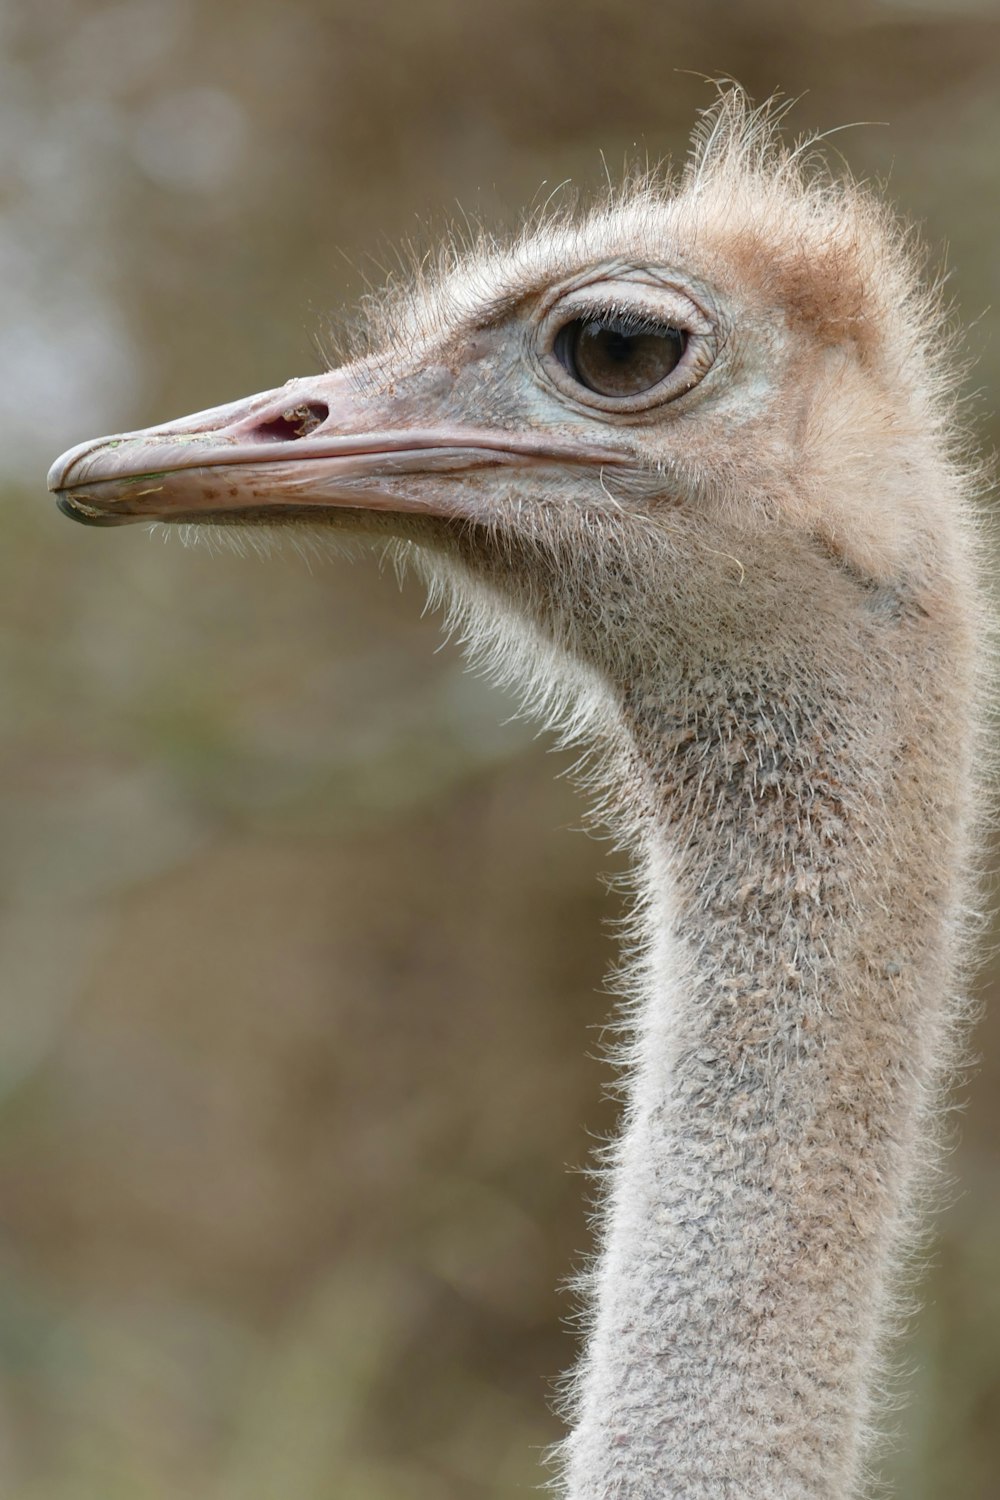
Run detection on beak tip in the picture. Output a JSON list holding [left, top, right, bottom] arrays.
[[48, 436, 99, 494], [55, 494, 135, 527], [47, 459, 69, 494]]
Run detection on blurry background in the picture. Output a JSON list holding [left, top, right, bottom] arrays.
[[2, 1, 999, 1496]]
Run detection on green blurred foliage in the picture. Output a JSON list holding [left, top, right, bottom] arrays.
[[1, 1, 999, 1495]]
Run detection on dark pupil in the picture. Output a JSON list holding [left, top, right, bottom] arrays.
[[566, 319, 685, 398]]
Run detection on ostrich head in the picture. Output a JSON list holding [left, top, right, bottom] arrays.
[[48, 93, 967, 742]]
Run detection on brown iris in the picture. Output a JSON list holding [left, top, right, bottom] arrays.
[[557, 315, 686, 398]]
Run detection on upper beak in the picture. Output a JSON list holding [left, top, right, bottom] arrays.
[[48, 368, 621, 529]]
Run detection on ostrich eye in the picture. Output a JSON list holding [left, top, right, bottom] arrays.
[[556, 315, 686, 398]]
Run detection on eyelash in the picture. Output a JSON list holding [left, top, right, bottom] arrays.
[[556, 307, 681, 344]]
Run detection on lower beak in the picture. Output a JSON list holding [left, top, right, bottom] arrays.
[[47, 373, 619, 528]]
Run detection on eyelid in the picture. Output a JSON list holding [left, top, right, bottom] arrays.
[[539, 276, 712, 345]]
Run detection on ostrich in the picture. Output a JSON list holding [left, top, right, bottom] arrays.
[[47, 92, 985, 1499]]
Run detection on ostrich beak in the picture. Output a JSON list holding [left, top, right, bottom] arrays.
[[48, 369, 620, 528]]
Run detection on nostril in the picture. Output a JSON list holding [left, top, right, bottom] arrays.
[[250, 402, 329, 442]]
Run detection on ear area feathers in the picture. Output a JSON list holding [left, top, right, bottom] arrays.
[[676, 86, 936, 365]]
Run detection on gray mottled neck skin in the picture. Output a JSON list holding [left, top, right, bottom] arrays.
[[536, 529, 976, 1499]]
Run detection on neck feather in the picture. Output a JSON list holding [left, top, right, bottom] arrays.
[[416, 520, 979, 1500], [560, 630, 974, 1499]]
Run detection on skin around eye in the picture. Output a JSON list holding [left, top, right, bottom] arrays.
[[538, 276, 717, 413]]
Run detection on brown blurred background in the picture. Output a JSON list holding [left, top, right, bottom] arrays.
[[3, 2, 999, 1496]]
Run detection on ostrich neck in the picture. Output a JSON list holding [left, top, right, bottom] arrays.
[[562, 639, 968, 1500]]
